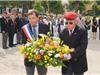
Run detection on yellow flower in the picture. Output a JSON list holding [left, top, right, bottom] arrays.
[[39, 45, 44, 48], [18, 45, 25, 53], [59, 53, 64, 58], [39, 34, 47, 41], [43, 46, 47, 50], [44, 60, 47, 63], [62, 45, 70, 54], [26, 52, 29, 55], [44, 55, 49, 60], [36, 40, 41, 45], [49, 58, 53, 62], [49, 45, 54, 49]]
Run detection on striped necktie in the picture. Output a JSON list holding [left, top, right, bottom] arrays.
[[32, 27, 37, 40]]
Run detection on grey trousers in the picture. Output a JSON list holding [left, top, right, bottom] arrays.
[[25, 65, 47, 75], [2, 32, 8, 49], [99, 28, 100, 40], [62, 65, 84, 75]]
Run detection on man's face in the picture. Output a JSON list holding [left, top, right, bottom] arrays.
[[66, 20, 76, 30], [28, 13, 38, 27], [18, 13, 22, 18], [3, 12, 8, 17], [13, 11, 18, 17]]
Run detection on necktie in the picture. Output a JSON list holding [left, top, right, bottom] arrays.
[[32, 27, 37, 40], [70, 30, 72, 35]]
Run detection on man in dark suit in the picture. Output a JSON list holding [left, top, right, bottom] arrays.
[[22, 10, 49, 75], [60, 12, 88, 75], [98, 18, 100, 40], [0, 11, 9, 49]]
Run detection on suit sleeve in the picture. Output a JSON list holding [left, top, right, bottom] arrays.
[[44, 24, 50, 34], [71, 29, 88, 59], [0, 18, 4, 32], [46, 24, 50, 34], [22, 29, 27, 44]]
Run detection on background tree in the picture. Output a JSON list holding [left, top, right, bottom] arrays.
[[41, 1, 48, 13], [47, 1, 64, 15], [67, 0, 90, 14], [33, 1, 44, 13], [92, 1, 100, 15]]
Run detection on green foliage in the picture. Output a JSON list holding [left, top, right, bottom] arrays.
[[67, 1, 86, 13], [34, 1, 64, 14], [47, 1, 64, 14], [92, 3, 98, 11], [41, 1, 48, 13], [92, 1, 100, 11], [92, 1, 100, 16], [33, 1, 44, 13]]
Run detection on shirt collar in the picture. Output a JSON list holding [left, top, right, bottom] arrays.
[[68, 28, 75, 33]]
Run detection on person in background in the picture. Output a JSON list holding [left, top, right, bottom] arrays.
[[56, 16, 61, 36], [85, 17, 91, 39], [23, 13, 29, 24], [48, 15, 53, 36], [92, 16, 98, 40], [16, 12, 27, 44], [60, 12, 88, 75], [0, 15, 2, 33], [60, 16, 66, 30], [8, 9, 18, 47], [0, 11, 9, 49], [98, 18, 100, 40], [39, 15, 44, 24]]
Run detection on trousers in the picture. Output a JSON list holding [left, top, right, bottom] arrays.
[[25, 64, 47, 75]]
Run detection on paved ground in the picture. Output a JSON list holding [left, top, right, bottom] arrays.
[[0, 32, 100, 75]]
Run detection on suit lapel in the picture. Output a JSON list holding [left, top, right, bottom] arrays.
[[28, 24, 33, 34], [3, 17, 7, 24], [71, 26, 79, 37], [65, 28, 70, 38]]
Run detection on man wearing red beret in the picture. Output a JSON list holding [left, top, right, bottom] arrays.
[[60, 12, 88, 75]]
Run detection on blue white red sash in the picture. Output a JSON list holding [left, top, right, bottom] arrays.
[[22, 24, 33, 41]]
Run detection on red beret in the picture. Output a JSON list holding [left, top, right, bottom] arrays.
[[64, 12, 78, 20]]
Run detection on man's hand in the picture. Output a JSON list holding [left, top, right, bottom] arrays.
[[70, 48, 75, 52]]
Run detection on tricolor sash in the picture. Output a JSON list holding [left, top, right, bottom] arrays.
[[22, 24, 33, 42]]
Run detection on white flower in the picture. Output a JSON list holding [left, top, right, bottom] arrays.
[[55, 54, 60, 58], [36, 50, 39, 54], [25, 42, 31, 47], [63, 54, 71, 60], [48, 53, 52, 56], [34, 49, 37, 52]]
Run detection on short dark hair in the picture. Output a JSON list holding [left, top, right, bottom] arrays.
[[27, 10, 39, 17]]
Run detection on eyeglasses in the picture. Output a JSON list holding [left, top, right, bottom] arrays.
[[66, 22, 74, 25]]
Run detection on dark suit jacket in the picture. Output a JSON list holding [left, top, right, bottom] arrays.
[[60, 26, 88, 73], [99, 19, 100, 29], [22, 22, 49, 66], [0, 17, 9, 33], [8, 18, 18, 34]]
